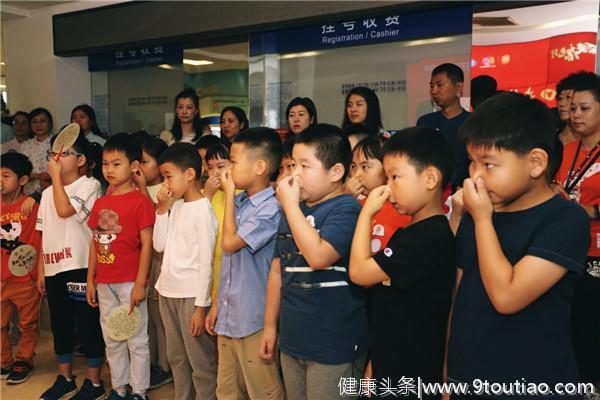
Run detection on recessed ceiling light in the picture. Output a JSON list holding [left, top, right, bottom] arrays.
[[183, 59, 214, 66]]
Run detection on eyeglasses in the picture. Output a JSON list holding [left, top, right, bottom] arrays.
[[46, 150, 83, 160]]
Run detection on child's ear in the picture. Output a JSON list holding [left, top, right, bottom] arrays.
[[184, 167, 196, 181], [18, 175, 30, 186], [528, 148, 549, 179], [131, 160, 141, 173], [329, 163, 345, 183], [255, 159, 267, 177], [423, 166, 441, 190], [76, 155, 87, 168]]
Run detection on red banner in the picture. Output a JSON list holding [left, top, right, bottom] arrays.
[[472, 32, 597, 106]]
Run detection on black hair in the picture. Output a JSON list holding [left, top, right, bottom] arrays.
[[383, 127, 453, 189], [29, 107, 53, 133], [353, 136, 383, 163], [1, 152, 33, 178], [342, 87, 383, 133], [195, 134, 223, 150], [432, 63, 465, 84], [286, 97, 318, 130], [103, 133, 142, 163], [342, 123, 376, 140], [459, 91, 557, 182], [50, 128, 99, 178], [282, 135, 296, 159], [295, 123, 352, 180], [205, 143, 230, 162], [158, 142, 202, 180], [71, 104, 103, 137], [171, 88, 203, 143], [140, 135, 168, 162], [233, 127, 283, 181], [570, 71, 600, 101], [471, 75, 497, 110], [220, 106, 249, 131], [557, 70, 597, 96], [86, 141, 106, 186]]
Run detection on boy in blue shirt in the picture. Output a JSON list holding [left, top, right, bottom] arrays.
[[205, 128, 285, 399], [261, 124, 368, 400], [448, 92, 590, 398]]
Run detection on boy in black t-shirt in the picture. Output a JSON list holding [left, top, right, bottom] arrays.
[[349, 127, 456, 398], [448, 92, 590, 399]]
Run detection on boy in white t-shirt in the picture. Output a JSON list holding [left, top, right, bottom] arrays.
[[153, 143, 218, 400], [36, 133, 107, 400]]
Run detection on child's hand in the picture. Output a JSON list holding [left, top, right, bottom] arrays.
[[259, 325, 278, 361], [86, 281, 98, 308], [344, 176, 363, 198], [47, 158, 62, 180], [451, 188, 465, 218], [363, 185, 390, 216], [156, 182, 175, 214], [132, 169, 147, 190], [205, 306, 218, 336], [129, 283, 146, 315], [204, 176, 221, 199], [36, 273, 46, 295], [276, 175, 301, 209], [21, 197, 36, 217], [189, 307, 206, 337], [463, 177, 493, 222], [220, 168, 236, 196]]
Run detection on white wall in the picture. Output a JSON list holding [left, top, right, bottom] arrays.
[[3, 1, 127, 131]]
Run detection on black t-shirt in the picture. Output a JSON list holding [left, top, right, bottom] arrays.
[[372, 215, 456, 390], [448, 195, 590, 399]]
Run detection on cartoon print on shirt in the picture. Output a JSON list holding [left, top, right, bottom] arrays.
[[0, 221, 24, 252], [93, 209, 122, 264]]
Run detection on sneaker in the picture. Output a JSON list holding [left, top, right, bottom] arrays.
[[40, 375, 78, 400], [70, 378, 106, 400], [107, 390, 130, 400], [148, 365, 172, 390], [1, 365, 13, 379], [6, 360, 33, 384]]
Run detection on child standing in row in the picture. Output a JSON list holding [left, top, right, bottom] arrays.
[[1, 153, 42, 384], [349, 128, 456, 397], [206, 128, 285, 400], [37, 133, 106, 400], [86, 133, 155, 400], [447, 92, 590, 397], [153, 143, 218, 400], [262, 124, 368, 399]]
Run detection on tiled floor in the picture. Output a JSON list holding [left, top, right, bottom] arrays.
[[1, 331, 174, 400]]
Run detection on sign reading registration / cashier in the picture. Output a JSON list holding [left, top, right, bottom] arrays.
[[320, 16, 402, 46]]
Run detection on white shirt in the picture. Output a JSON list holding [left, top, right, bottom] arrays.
[[85, 132, 106, 146], [20, 136, 52, 194], [153, 198, 217, 306], [159, 130, 197, 146], [2, 138, 23, 154], [36, 176, 101, 277]]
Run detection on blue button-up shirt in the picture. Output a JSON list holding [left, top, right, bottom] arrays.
[[215, 186, 281, 338]]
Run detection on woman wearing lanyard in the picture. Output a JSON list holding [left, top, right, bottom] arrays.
[[554, 72, 600, 393]]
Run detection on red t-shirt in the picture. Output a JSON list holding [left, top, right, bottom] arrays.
[[555, 140, 599, 257], [1, 196, 41, 282], [88, 190, 155, 283], [359, 198, 411, 254]]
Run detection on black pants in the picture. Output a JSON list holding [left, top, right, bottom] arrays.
[[45, 268, 104, 359]]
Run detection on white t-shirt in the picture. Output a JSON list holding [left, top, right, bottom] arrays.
[[36, 176, 101, 277], [153, 197, 217, 306], [159, 130, 198, 146], [20, 136, 52, 194]]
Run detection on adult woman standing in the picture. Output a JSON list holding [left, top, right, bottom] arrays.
[[19, 108, 53, 194], [3, 111, 31, 153], [554, 72, 600, 394], [160, 88, 203, 146], [341, 87, 383, 136], [71, 104, 106, 146], [219, 106, 248, 142], [286, 97, 317, 136]]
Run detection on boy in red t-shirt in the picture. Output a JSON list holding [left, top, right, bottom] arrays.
[[86, 134, 155, 400], [0, 153, 42, 384]]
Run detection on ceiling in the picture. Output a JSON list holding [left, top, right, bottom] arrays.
[[1, 1, 73, 21]]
